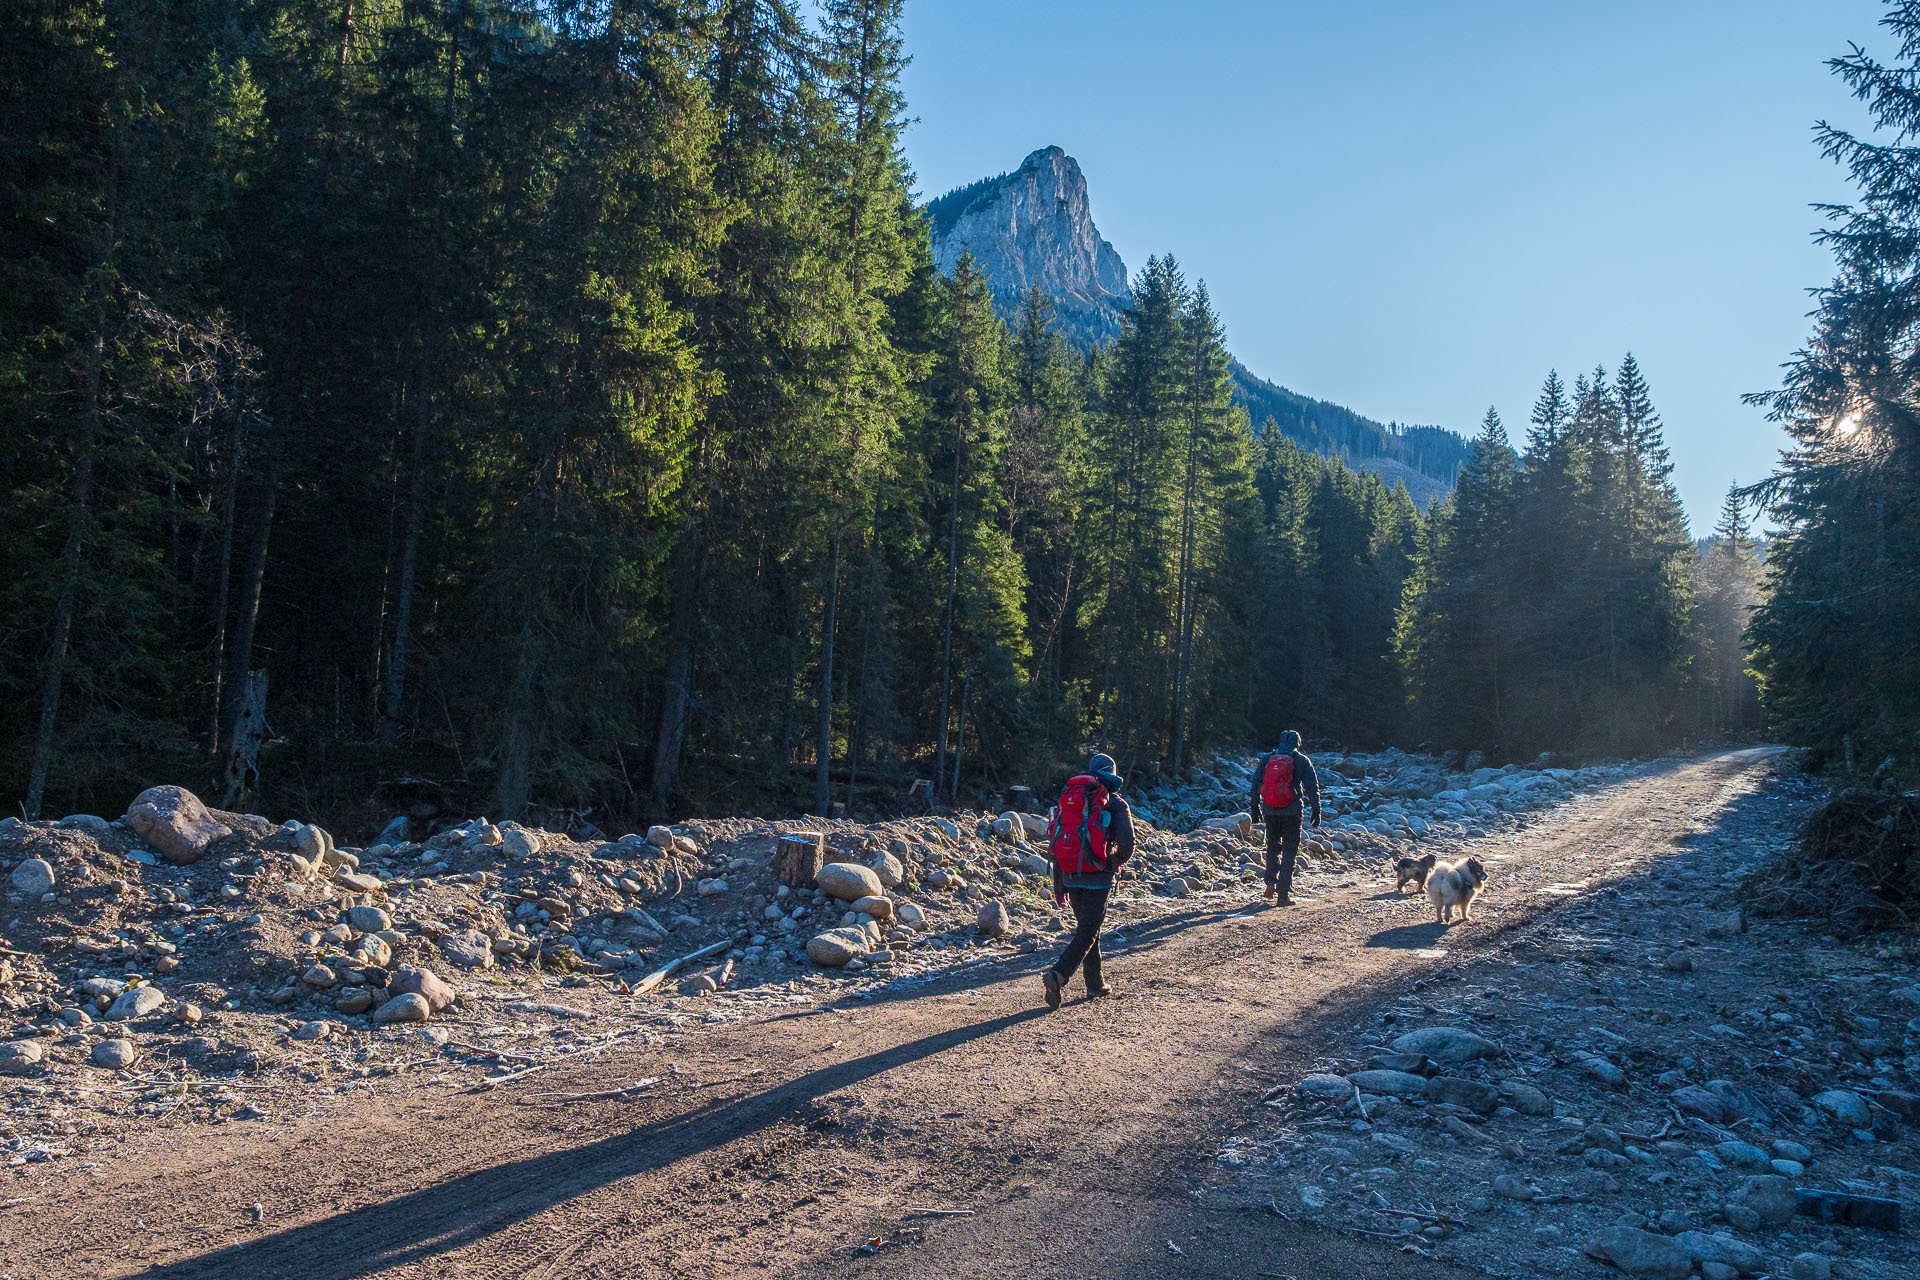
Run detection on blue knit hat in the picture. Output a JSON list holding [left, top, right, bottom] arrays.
[[1088, 753, 1124, 788], [1279, 730, 1301, 751]]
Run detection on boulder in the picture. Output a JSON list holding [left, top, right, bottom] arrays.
[[1390, 1026, 1498, 1065], [805, 927, 870, 968], [435, 929, 495, 970], [388, 965, 457, 1012], [870, 851, 905, 889], [1705, 1079, 1766, 1119], [372, 993, 431, 1025], [10, 858, 55, 897], [977, 901, 1013, 937], [1671, 1084, 1729, 1124], [895, 902, 926, 927], [851, 895, 893, 921], [1500, 1079, 1554, 1116], [1299, 1074, 1352, 1099], [105, 986, 166, 1020], [1675, 1232, 1765, 1276], [816, 862, 884, 902], [1020, 854, 1052, 877], [1725, 1175, 1797, 1230], [291, 1021, 331, 1042], [1791, 1254, 1833, 1280], [347, 905, 393, 933], [1714, 1141, 1772, 1171], [1349, 1069, 1429, 1099], [500, 827, 541, 858], [1582, 1226, 1691, 1279], [0, 1041, 45, 1076], [92, 1039, 139, 1069], [1811, 1089, 1871, 1128], [1426, 1076, 1499, 1113], [1491, 1174, 1536, 1201], [124, 785, 229, 865]]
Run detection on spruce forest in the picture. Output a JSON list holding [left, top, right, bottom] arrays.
[[3, 0, 1830, 836]]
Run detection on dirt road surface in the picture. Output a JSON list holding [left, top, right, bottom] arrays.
[[1, 748, 1794, 1280]]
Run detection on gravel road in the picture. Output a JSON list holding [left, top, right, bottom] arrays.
[[1, 748, 1793, 1280]]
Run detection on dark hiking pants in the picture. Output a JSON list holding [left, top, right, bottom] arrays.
[[1263, 807, 1302, 897], [1050, 887, 1109, 990]]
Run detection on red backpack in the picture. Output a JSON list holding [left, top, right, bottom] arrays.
[[1048, 774, 1111, 874], [1260, 752, 1297, 808]]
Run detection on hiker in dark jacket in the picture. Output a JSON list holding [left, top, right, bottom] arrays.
[[1042, 752, 1135, 1009], [1249, 730, 1322, 906]]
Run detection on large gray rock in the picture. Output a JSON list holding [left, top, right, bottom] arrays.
[[870, 851, 905, 889], [976, 901, 1012, 937], [1714, 1140, 1773, 1171], [1500, 1079, 1554, 1115], [91, 1039, 138, 1069], [435, 929, 495, 970], [805, 927, 870, 968], [1582, 1226, 1691, 1279], [1811, 1089, 1871, 1128], [1725, 1175, 1797, 1230], [1671, 1084, 1729, 1124], [1675, 1232, 1765, 1276], [1299, 1074, 1352, 1099], [105, 986, 166, 1021], [1390, 1026, 1497, 1065], [10, 858, 55, 897], [0, 1041, 45, 1076], [816, 862, 884, 902], [1426, 1076, 1499, 1113], [1349, 1069, 1429, 1099], [124, 785, 229, 864], [346, 905, 392, 933], [372, 993, 431, 1024]]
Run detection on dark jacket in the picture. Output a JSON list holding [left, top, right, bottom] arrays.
[[1051, 791, 1135, 894], [1250, 749, 1322, 823]]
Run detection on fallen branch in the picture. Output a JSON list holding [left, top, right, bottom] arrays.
[[517, 1077, 659, 1107], [446, 1040, 542, 1065], [1617, 1118, 1675, 1143], [906, 1207, 974, 1217], [1352, 1083, 1370, 1121], [1368, 1205, 1469, 1228], [464, 1032, 647, 1092], [631, 939, 732, 995]]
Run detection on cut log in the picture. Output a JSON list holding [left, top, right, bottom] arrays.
[[630, 939, 731, 995], [772, 831, 825, 888]]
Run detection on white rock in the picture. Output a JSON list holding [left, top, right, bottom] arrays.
[[9, 858, 55, 897], [851, 895, 892, 921], [805, 927, 869, 968], [105, 986, 166, 1020], [816, 862, 883, 901], [1390, 1026, 1498, 1064], [501, 827, 540, 858], [870, 852, 905, 888]]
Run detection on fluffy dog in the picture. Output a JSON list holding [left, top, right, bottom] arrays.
[[1394, 853, 1437, 894], [1427, 856, 1488, 924]]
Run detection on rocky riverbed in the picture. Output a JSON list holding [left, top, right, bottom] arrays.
[[1199, 763, 1919, 1280], [0, 749, 1755, 1171]]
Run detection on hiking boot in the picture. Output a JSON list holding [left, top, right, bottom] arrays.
[[1275, 893, 1295, 907], [1261, 883, 1278, 904], [1042, 969, 1063, 1010], [1087, 982, 1113, 998]]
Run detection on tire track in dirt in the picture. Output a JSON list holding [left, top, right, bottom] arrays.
[[0, 750, 1784, 1280]]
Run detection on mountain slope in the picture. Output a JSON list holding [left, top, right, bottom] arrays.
[[923, 146, 1468, 501], [926, 145, 1130, 343]]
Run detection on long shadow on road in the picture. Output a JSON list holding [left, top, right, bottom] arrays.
[[136, 1007, 1048, 1279]]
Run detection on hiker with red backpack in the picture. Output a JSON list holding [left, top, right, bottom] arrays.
[[1041, 752, 1136, 1009], [1249, 730, 1322, 906]]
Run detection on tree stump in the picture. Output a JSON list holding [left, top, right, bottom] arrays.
[[772, 831, 825, 889]]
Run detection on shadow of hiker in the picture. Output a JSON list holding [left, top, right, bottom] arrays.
[[1364, 920, 1451, 949], [135, 1006, 1049, 1279]]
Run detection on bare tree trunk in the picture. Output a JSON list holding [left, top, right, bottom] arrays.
[[813, 533, 842, 817], [651, 522, 704, 812], [493, 613, 542, 820], [950, 674, 971, 801], [384, 347, 431, 746], [222, 467, 280, 756]]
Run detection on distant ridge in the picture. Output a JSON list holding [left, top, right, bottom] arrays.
[[923, 146, 1468, 503]]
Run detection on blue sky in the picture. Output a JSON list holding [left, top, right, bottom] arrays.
[[898, 0, 1887, 532]]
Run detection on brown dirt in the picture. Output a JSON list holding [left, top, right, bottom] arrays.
[[0, 748, 1806, 1279]]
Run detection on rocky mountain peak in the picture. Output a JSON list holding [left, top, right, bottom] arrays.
[[925, 145, 1129, 343]]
